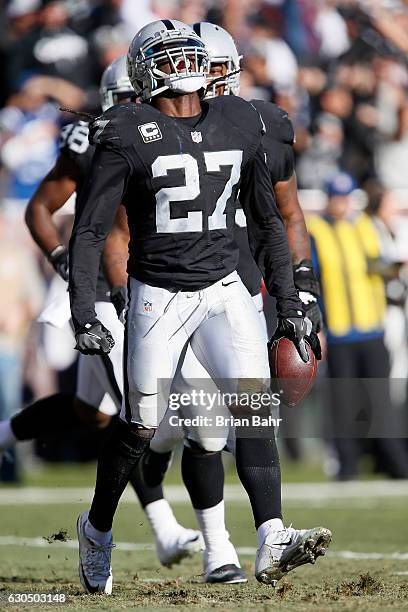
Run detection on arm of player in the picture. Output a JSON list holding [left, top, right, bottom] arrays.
[[69, 147, 131, 340], [274, 172, 323, 332], [254, 101, 323, 331], [240, 146, 301, 317], [103, 204, 130, 322], [24, 154, 78, 280], [274, 173, 310, 262], [240, 146, 321, 361]]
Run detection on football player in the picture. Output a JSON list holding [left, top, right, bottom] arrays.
[[137, 20, 328, 584], [0, 56, 203, 569], [69, 20, 325, 594], [102, 24, 326, 585]]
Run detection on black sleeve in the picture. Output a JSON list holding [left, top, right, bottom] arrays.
[[240, 146, 303, 318], [269, 141, 295, 184], [69, 147, 131, 330]]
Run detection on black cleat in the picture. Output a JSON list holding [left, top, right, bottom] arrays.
[[205, 564, 247, 584]]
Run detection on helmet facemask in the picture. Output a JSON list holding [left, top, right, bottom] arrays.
[[129, 30, 210, 101], [205, 56, 241, 99]]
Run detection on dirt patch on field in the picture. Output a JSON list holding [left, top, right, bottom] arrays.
[[44, 529, 70, 543], [337, 573, 382, 597], [277, 582, 293, 598]]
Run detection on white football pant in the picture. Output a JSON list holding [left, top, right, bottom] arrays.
[[121, 272, 270, 430], [151, 292, 268, 453]]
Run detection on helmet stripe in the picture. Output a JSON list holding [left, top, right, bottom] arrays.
[[192, 23, 201, 37], [162, 19, 175, 30]]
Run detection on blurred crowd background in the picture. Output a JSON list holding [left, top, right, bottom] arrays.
[[1, 0, 408, 482]]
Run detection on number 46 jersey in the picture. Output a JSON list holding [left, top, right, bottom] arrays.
[[70, 95, 300, 328]]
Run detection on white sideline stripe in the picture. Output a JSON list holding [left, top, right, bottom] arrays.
[[0, 537, 407, 561], [0, 536, 150, 551], [0, 480, 407, 505]]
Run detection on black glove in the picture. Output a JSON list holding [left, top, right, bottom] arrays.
[[74, 319, 115, 355], [293, 259, 323, 332], [111, 285, 127, 323], [48, 245, 69, 282], [269, 316, 322, 362]]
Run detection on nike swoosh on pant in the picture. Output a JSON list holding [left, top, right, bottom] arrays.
[[222, 281, 238, 287]]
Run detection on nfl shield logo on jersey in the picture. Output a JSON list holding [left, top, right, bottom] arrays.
[[191, 131, 202, 143]]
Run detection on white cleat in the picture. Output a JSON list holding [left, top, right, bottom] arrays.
[[156, 528, 205, 568], [255, 526, 332, 585], [77, 511, 114, 594]]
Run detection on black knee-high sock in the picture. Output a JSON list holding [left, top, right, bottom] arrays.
[[11, 394, 77, 440], [235, 428, 282, 528], [88, 421, 153, 532], [129, 468, 164, 508], [182, 443, 224, 510]]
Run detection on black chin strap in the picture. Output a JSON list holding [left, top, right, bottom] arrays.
[[208, 67, 242, 87]]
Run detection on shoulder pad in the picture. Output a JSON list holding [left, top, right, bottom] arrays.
[[210, 95, 264, 138], [250, 100, 294, 145], [59, 120, 90, 156], [89, 102, 155, 148]]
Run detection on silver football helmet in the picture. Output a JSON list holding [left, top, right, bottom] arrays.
[[192, 22, 241, 98], [100, 56, 133, 111], [127, 19, 210, 102]]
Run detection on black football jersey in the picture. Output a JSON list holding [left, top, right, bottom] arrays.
[[234, 100, 296, 297], [91, 96, 261, 290], [59, 120, 110, 302], [59, 120, 94, 184], [251, 99, 295, 182], [70, 95, 301, 328]]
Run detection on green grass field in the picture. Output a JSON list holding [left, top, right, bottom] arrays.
[[0, 463, 407, 610]]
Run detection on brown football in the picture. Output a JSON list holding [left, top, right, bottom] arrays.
[[268, 337, 317, 407]]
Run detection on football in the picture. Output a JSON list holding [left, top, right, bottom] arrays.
[[268, 337, 317, 407]]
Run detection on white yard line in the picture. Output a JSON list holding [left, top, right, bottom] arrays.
[[0, 536, 407, 561], [0, 480, 407, 505], [0, 536, 151, 551]]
